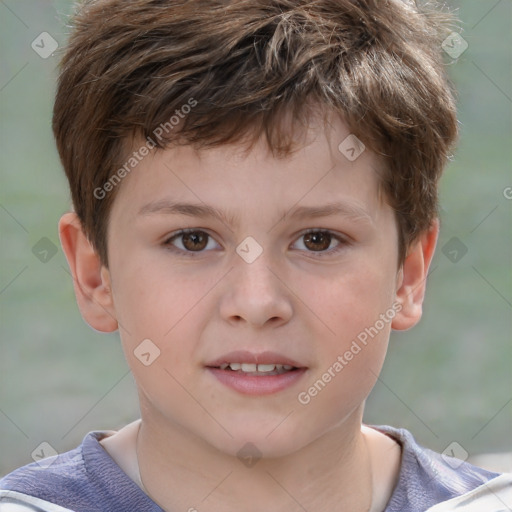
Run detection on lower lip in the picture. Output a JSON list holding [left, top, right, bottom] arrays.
[[206, 368, 307, 395]]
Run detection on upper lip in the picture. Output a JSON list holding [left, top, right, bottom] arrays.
[[205, 350, 306, 368]]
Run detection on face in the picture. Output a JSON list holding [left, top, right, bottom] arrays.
[[71, 116, 414, 458]]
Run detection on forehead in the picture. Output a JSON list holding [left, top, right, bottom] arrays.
[[109, 115, 387, 227]]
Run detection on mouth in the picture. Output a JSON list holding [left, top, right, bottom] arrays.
[[215, 362, 298, 376], [205, 350, 307, 395]]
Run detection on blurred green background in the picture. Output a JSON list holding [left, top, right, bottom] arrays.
[[1, 0, 511, 475]]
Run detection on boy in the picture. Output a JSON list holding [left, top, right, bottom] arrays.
[[1, 0, 510, 510]]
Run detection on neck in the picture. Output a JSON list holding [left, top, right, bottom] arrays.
[[136, 410, 375, 512]]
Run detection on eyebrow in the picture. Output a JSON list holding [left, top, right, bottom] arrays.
[[138, 199, 373, 227]]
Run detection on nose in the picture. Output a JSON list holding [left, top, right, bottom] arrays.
[[218, 250, 293, 329]]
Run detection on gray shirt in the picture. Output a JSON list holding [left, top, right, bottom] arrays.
[[0, 425, 502, 511]]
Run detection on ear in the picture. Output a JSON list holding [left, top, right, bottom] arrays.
[[391, 219, 439, 331], [58, 212, 118, 333]]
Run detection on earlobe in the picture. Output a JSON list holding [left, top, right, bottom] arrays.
[[391, 220, 439, 331], [58, 212, 118, 333]]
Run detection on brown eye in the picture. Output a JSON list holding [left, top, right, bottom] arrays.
[[165, 229, 218, 253], [181, 231, 208, 251], [303, 231, 332, 251], [292, 230, 348, 257]]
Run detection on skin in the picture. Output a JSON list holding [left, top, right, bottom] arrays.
[[59, 115, 438, 511]]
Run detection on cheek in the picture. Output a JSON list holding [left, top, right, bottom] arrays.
[[109, 254, 233, 398], [108, 264, 206, 405], [306, 259, 397, 341], [297, 285, 393, 425], [111, 254, 211, 343], [295, 258, 396, 406], [112, 266, 206, 425]]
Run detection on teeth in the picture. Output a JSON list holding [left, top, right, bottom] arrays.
[[218, 363, 296, 373], [256, 364, 276, 372]]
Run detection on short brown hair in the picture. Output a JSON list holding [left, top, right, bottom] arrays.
[[53, 0, 458, 266]]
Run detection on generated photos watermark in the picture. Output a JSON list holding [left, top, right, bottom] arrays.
[[93, 98, 197, 200], [297, 302, 402, 405]]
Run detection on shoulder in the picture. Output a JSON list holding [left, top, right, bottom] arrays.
[[0, 439, 88, 507], [0, 432, 160, 512], [371, 425, 504, 512], [424, 473, 512, 511], [0, 490, 75, 511]]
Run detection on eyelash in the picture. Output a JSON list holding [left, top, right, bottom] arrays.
[[163, 228, 350, 257]]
